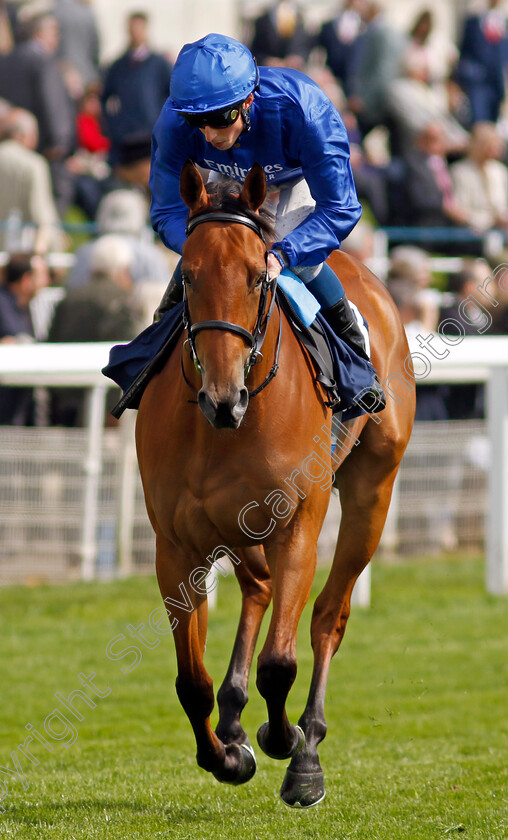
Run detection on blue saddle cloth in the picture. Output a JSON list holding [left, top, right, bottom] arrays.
[[102, 285, 378, 421]]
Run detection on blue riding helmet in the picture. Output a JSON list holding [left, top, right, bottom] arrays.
[[169, 33, 258, 113]]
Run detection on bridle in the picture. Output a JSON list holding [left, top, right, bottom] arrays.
[[181, 210, 282, 397]]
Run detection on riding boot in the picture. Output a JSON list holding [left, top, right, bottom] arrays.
[[322, 295, 387, 412], [153, 270, 183, 322], [322, 294, 369, 361]]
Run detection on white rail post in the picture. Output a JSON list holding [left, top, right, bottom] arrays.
[[486, 367, 508, 595], [80, 384, 108, 582], [117, 410, 137, 578], [351, 564, 371, 608]]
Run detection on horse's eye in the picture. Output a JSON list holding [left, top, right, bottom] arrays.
[[181, 273, 191, 287], [255, 273, 265, 288]]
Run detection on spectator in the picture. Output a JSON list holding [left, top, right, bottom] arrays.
[[248, 0, 314, 70], [348, 1, 406, 137], [54, 0, 100, 90], [66, 189, 170, 291], [346, 109, 390, 225], [0, 108, 66, 252], [384, 49, 469, 157], [401, 122, 470, 230], [66, 82, 111, 219], [386, 244, 439, 332], [101, 11, 172, 166], [107, 133, 153, 196], [457, 0, 507, 124], [0, 12, 76, 214], [318, 0, 366, 95], [74, 132, 153, 216], [75, 83, 110, 157], [404, 9, 458, 98], [48, 234, 143, 425], [341, 217, 376, 264], [0, 252, 49, 425], [438, 259, 493, 419], [387, 274, 448, 422], [450, 122, 508, 235], [386, 277, 424, 341]]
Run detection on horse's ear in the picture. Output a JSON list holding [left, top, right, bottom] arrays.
[[180, 159, 208, 213], [240, 163, 266, 212]]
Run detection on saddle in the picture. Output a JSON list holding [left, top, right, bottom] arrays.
[[103, 290, 378, 422]]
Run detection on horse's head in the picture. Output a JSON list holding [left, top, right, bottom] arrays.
[[180, 161, 273, 430]]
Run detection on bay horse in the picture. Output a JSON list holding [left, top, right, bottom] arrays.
[[135, 161, 415, 807]]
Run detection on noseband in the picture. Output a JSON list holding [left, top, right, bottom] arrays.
[[182, 210, 282, 397]]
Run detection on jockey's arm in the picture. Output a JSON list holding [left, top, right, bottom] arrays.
[[149, 117, 195, 255], [272, 103, 362, 269]]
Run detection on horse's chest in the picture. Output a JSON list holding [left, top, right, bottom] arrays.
[[170, 459, 298, 553]]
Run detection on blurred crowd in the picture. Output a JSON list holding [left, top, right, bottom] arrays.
[[244, 0, 508, 239], [0, 0, 508, 427]]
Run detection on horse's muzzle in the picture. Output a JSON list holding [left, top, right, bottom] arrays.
[[198, 386, 249, 429]]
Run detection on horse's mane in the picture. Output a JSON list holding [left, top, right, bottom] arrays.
[[197, 177, 275, 239]]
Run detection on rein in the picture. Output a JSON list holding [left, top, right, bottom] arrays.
[[181, 210, 282, 398]]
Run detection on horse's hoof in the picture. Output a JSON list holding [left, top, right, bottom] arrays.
[[212, 742, 257, 785], [280, 768, 326, 808], [257, 722, 305, 760]]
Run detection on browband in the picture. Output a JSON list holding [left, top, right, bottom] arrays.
[[185, 211, 266, 242]]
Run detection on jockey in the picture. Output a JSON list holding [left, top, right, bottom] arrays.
[[150, 32, 378, 369]]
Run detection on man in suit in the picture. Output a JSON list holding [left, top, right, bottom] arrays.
[[248, 0, 314, 70], [318, 0, 366, 95], [457, 0, 507, 124], [54, 0, 101, 89], [347, 1, 406, 136], [402, 122, 470, 229], [101, 11, 172, 166]]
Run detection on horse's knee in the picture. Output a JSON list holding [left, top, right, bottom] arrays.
[[176, 673, 214, 720], [217, 680, 248, 713], [256, 653, 297, 701]]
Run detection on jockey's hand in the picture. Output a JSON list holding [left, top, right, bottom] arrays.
[[267, 252, 283, 281]]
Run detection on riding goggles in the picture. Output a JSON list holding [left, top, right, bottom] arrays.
[[180, 102, 243, 129]]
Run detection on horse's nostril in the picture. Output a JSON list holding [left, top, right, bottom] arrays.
[[238, 387, 249, 411], [197, 390, 216, 421]]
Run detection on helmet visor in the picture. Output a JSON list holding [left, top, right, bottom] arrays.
[[180, 102, 243, 129]]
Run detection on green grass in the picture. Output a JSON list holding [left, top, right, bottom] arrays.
[[1, 554, 507, 839]]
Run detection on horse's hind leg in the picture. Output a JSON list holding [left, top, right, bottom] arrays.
[[216, 547, 272, 747], [155, 532, 256, 785], [280, 432, 406, 807]]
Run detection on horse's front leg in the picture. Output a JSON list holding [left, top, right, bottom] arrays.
[[216, 546, 272, 747], [155, 533, 255, 785], [256, 506, 324, 763]]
